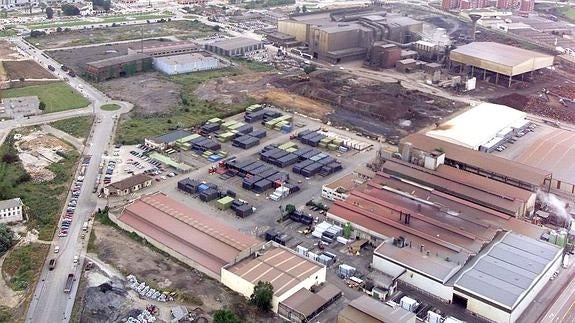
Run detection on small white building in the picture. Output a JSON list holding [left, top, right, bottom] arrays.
[[221, 243, 327, 313], [153, 53, 220, 75], [0, 198, 24, 223]]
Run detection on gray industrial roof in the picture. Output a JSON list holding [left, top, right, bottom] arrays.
[[210, 37, 262, 51], [454, 232, 561, 310], [87, 53, 150, 69], [0, 198, 23, 210], [151, 129, 192, 144]]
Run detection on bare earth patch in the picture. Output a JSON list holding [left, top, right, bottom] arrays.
[[15, 131, 72, 182]]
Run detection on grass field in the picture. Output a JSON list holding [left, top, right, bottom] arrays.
[[116, 68, 252, 144], [0, 132, 80, 240], [2, 243, 49, 291], [100, 103, 120, 111], [2, 82, 89, 113], [50, 116, 94, 139], [0, 29, 16, 37]]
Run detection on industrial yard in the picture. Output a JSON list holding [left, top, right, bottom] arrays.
[[4, 0, 575, 323]]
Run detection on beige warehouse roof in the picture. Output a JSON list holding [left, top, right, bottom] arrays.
[[449, 42, 554, 76], [426, 102, 526, 150]]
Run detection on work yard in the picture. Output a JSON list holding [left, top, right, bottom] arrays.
[[2, 82, 90, 113]]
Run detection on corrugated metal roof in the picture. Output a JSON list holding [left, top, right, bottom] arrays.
[[401, 133, 550, 187], [226, 246, 323, 297], [450, 42, 552, 68], [346, 295, 416, 323], [87, 53, 150, 69], [454, 232, 561, 309], [117, 193, 261, 277]]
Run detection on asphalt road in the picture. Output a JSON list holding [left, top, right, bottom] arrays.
[[2, 37, 131, 323]]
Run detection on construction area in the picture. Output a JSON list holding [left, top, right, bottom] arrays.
[[13, 130, 74, 182]]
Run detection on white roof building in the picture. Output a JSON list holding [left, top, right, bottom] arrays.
[[426, 103, 527, 150]]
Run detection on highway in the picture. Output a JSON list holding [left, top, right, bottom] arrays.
[[1, 37, 131, 323]]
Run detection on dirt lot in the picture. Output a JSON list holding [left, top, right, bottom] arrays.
[[82, 223, 278, 322], [491, 84, 575, 123], [99, 72, 181, 115], [0, 40, 21, 60], [47, 39, 169, 76], [15, 130, 73, 182], [3, 60, 56, 80], [29, 20, 220, 49]]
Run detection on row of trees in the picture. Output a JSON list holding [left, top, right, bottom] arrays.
[[45, 0, 111, 19]]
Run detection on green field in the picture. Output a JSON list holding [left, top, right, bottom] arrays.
[[2, 243, 49, 291], [51, 116, 94, 139], [0, 132, 80, 240], [117, 68, 253, 145], [100, 103, 120, 111], [0, 28, 16, 37], [2, 82, 90, 113]]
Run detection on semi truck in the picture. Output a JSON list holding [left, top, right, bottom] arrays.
[[64, 274, 75, 293]]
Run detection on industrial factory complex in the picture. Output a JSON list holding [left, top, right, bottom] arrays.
[[12, 1, 575, 323]]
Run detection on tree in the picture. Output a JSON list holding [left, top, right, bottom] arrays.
[[343, 222, 353, 239], [0, 224, 14, 253], [61, 4, 80, 16], [250, 281, 273, 312], [19, 77, 25, 88], [303, 64, 316, 74], [295, 6, 301, 13], [56, 26, 62, 32], [213, 309, 241, 323], [285, 204, 296, 215], [1, 152, 18, 164], [45, 6, 54, 19], [38, 101, 46, 111], [302, 5, 308, 12]]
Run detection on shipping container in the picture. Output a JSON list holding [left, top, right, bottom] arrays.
[[293, 159, 315, 174], [216, 196, 235, 210], [253, 179, 273, 193], [235, 204, 254, 218], [242, 175, 262, 190], [249, 129, 267, 138], [177, 178, 201, 194], [301, 163, 323, 177], [199, 188, 218, 202]]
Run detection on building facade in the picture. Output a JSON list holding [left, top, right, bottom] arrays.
[[104, 174, 152, 196], [0, 198, 24, 223], [84, 53, 153, 82], [153, 53, 219, 75], [204, 37, 264, 57]]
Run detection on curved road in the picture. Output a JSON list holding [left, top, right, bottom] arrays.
[[2, 37, 131, 323]]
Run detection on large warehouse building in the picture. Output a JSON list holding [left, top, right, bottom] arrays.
[[277, 10, 422, 63], [449, 42, 554, 87], [426, 102, 528, 151], [84, 53, 153, 82], [326, 173, 561, 323], [112, 192, 263, 279], [400, 133, 551, 192], [381, 159, 536, 218], [204, 37, 264, 57]]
